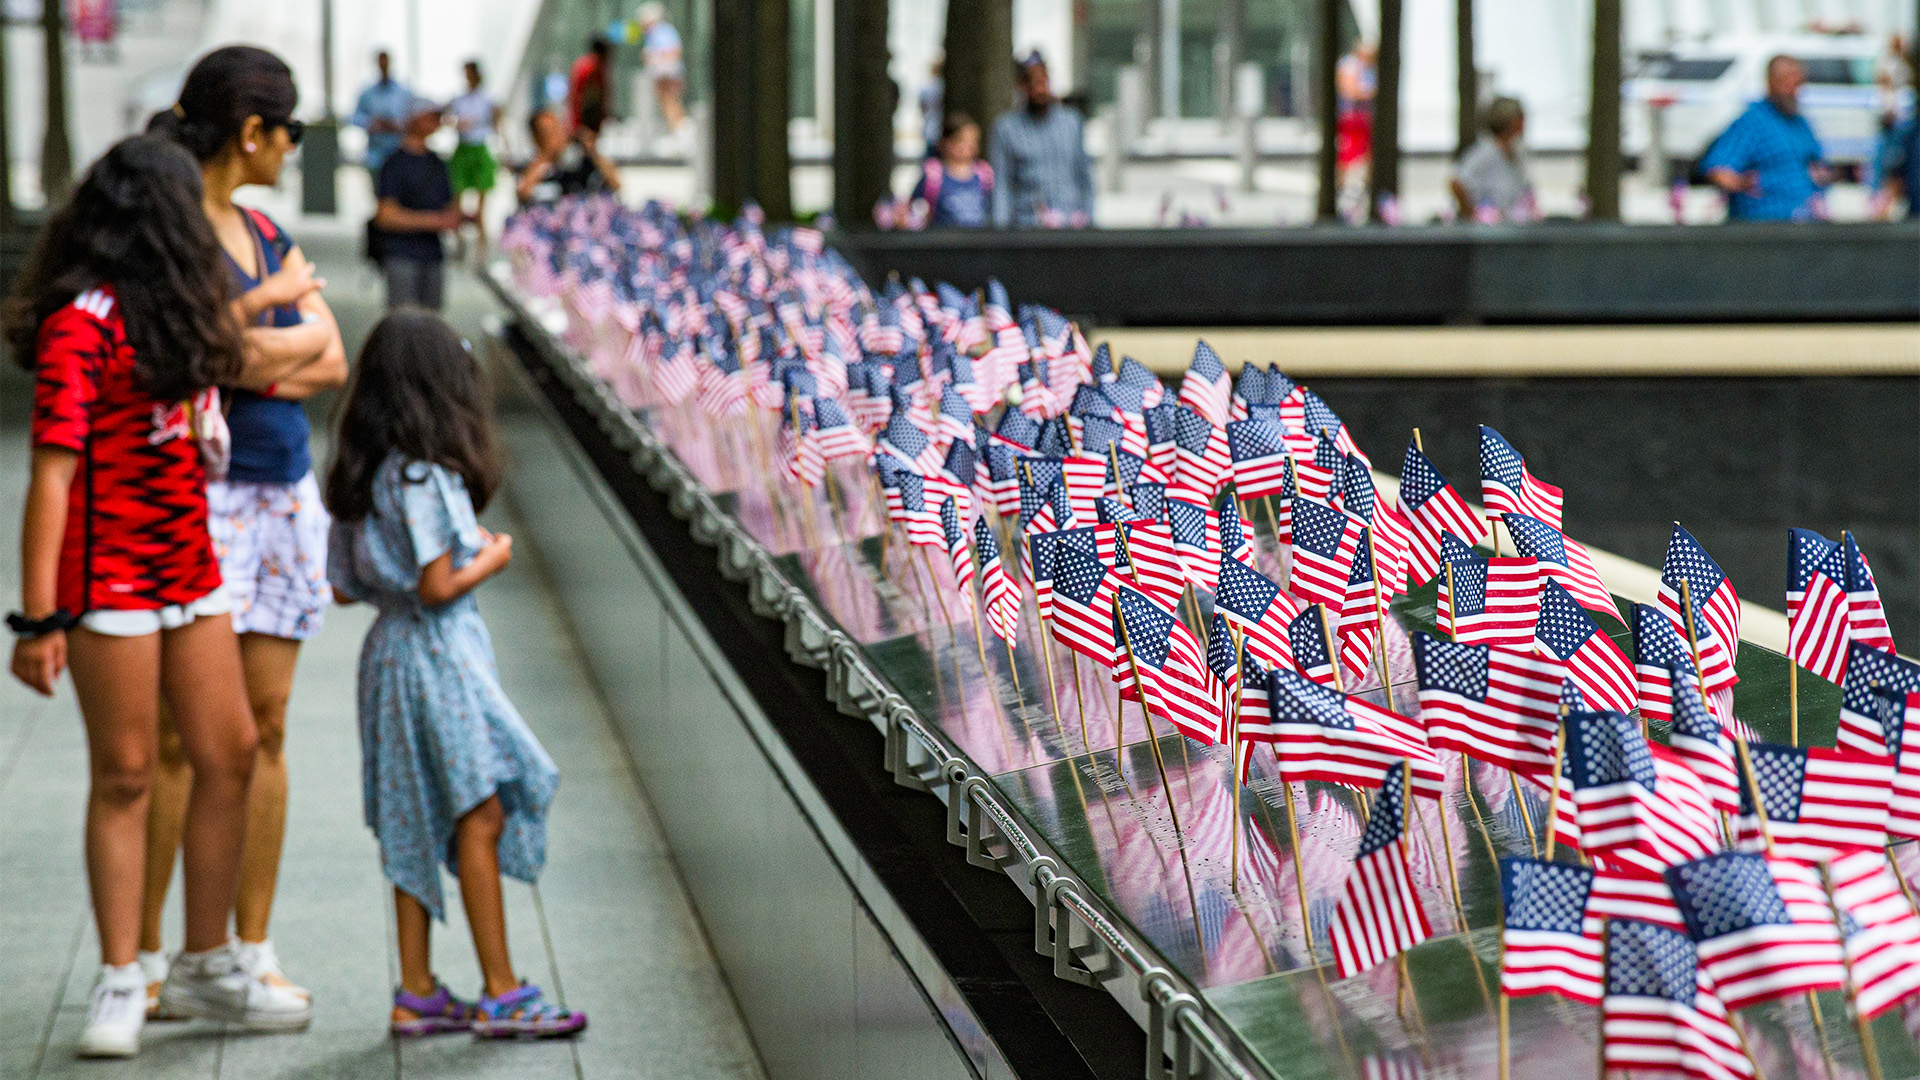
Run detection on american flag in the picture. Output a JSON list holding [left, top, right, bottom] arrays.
[[1303, 389, 1366, 465], [1288, 604, 1339, 687], [1128, 481, 1166, 522], [1289, 499, 1364, 610], [1268, 668, 1445, 798], [1828, 848, 1920, 1019], [1115, 586, 1226, 744], [1293, 429, 1344, 505], [1214, 556, 1299, 671], [1336, 526, 1381, 686], [1836, 640, 1920, 756], [1786, 527, 1851, 683], [1169, 407, 1230, 504], [1369, 501, 1413, 602], [993, 408, 1041, 451], [1499, 856, 1603, 1004], [1329, 763, 1432, 978], [1398, 442, 1486, 589], [695, 347, 749, 418], [1632, 602, 1715, 726], [936, 383, 975, 443], [1413, 633, 1566, 774], [1049, 544, 1119, 666], [1059, 455, 1107, 523], [1478, 425, 1563, 530], [1733, 741, 1893, 862], [941, 497, 974, 594], [1218, 496, 1255, 570], [1601, 919, 1757, 1080], [1658, 525, 1741, 695], [1667, 670, 1740, 815], [1502, 512, 1618, 619], [1566, 710, 1721, 872], [974, 516, 1020, 643], [1205, 612, 1240, 698], [1338, 452, 1378, 521], [1026, 530, 1060, 618], [1226, 418, 1290, 500], [1178, 340, 1232, 426], [1664, 851, 1843, 1010], [1230, 650, 1277, 781], [880, 404, 945, 475], [924, 459, 973, 525], [779, 405, 825, 488], [1589, 863, 1689, 932], [1096, 496, 1139, 525], [1120, 521, 1185, 611], [1167, 498, 1221, 594], [811, 397, 873, 461], [1877, 690, 1920, 840], [1436, 532, 1540, 647], [1844, 532, 1898, 653], [885, 468, 946, 548], [1144, 402, 1181, 476]]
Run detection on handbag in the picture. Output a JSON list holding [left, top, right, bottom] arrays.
[[189, 386, 231, 480]]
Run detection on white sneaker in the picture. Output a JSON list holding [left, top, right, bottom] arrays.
[[77, 964, 145, 1058], [235, 939, 310, 1001], [159, 941, 313, 1032], [137, 950, 185, 1020]]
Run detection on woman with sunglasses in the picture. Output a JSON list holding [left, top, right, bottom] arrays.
[[143, 44, 346, 1017]]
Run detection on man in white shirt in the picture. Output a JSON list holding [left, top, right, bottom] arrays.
[[446, 59, 502, 253], [638, 3, 685, 132]]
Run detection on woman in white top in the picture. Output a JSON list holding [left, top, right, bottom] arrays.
[[1451, 97, 1536, 223], [447, 60, 502, 252]]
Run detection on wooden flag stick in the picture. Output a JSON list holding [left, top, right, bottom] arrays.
[[1261, 495, 1283, 549], [1116, 594, 1186, 840], [1367, 527, 1395, 713], [1230, 627, 1248, 892], [1818, 862, 1886, 1080], [1004, 637, 1023, 696], [1067, 650, 1091, 747], [1282, 456, 1301, 593], [1496, 881, 1511, 1080], [1280, 779, 1316, 960], [1598, 918, 1611, 1080], [1790, 660, 1800, 747]]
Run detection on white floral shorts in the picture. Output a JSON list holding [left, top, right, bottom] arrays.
[[207, 473, 331, 640]]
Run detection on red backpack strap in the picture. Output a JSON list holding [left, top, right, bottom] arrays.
[[921, 158, 943, 203]]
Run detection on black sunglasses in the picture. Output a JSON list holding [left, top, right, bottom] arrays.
[[275, 118, 306, 147]]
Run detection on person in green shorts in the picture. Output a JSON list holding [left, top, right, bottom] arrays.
[[446, 60, 501, 255]]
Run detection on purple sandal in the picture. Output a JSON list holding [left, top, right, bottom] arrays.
[[472, 983, 587, 1039], [390, 983, 477, 1037]]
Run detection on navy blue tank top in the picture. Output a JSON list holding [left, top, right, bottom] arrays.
[[223, 209, 312, 484]]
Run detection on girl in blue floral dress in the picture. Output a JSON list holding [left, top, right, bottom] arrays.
[[325, 310, 585, 1039]]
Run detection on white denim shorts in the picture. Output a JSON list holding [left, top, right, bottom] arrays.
[[79, 583, 233, 637], [207, 473, 332, 640]]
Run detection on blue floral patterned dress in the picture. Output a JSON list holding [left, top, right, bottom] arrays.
[[327, 455, 559, 919]]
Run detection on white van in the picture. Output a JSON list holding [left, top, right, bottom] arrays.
[[1623, 32, 1906, 179]]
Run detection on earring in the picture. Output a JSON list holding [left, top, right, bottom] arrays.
[[245, 142, 257, 153]]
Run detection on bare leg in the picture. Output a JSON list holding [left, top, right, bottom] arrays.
[[392, 887, 437, 1021], [139, 705, 191, 954], [454, 796, 518, 998], [67, 629, 164, 968], [472, 190, 489, 255], [159, 614, 258, 953], [235, 633, 300, 945]]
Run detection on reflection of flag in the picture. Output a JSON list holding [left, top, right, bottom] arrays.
[[1478, 425, 1563, 529], [1828, 848, 1920, 1019], [1504, 511, 1617, 618], [1844, 532, 1897, 653], [1734, 741, 1893, 863], [1786, 527, 1851, 683], [1601, 919, 1757, 1080], [1657, 525, 1741, 693], [1399, 441, 1486, 587], [1838, 641, 1920, 756], [1665, 851, 1843, 1010], [1533, 582, 1635, 716], [1499, 856, 1603, 1004], [1413, 633, 1565, 774], [1436, 531, 1540, 647], [1331, 764, 1432, 978], [974, 516, 1019, 643]]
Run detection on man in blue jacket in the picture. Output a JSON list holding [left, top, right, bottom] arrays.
[[1701, 55, 1833, 221]]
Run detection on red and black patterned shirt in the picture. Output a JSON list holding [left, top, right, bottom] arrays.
[[31, 287, 222, 613]]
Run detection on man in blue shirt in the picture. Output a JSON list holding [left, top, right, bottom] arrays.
[[1701, 55, 1833, 221], [989, 53, 1094, 228], [349, 50, 414, 172]]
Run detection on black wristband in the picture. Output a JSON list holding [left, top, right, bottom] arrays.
[[7, 610, 78, 637]]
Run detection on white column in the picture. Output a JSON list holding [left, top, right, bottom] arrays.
[[1159, 0, 1180, 119], [816, 0, 834, 139]]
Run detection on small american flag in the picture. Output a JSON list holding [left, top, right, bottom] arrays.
[[1600, 919, 1757, 1080], [1436, 532, 1540, 648], [1168, 407, 1230, 504], [1288, 605, 1338, 687], [1499, 856, 1603, 1004], [811, 398, 873, 461], [1734, 741, 1893, 862], [1877, 690, 1920, 840], [779, 405, 825, 489], [1588, 863, 1688, 932], [1119, 521, 1184, 612], [880, 404, 944, 475], [1657, 525, 1741, 696], [974, 516, 1020, 643], [1177, 340, 1232, 426], [1214, 556, 1300, 671], [1336, 526, 1380, 685], [1218, 496, 1255, 570], [1128, 481, 1166, 523], [1226, 418, 1290, 500], [1844, 532, 1898, 653], [1786, 527, 1850, 683], [1632, 602, 1717, 726], [1478, 425, 1563, 529], [1398, 441, 1486, 589], [1049, 544, 1119, 666], [1059, 455, 1107, 523], [992, 408, 1041, 451], [1566, 710, 1721, 872], [1664, 851, 1843, 1010], [1289, 498, 1364, 611], [889, 468, 944, 547], [1293, 429, 1344, 505], [941, 497, 974, 594], [1828, 848, 1920, 1019], [1167, 498, 1221, 594], [1114, 586, 1226, 744], [1503, 511, 1618, 619], [936, 383, 975, 443], [1330, 763, 1432, 978], [1268, 668, 1445, 798], [1667, 670, 1740, 815], [1836, 640, 1920, 756], [1413, 633, 1566, 774]]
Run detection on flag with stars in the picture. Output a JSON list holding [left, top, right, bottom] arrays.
[[974, 516, 1020, 643], [1876, 690, 1920, 841], [1226, 418, 1291, 500], [1290, 498, 1365, 611], [1632, 602, 1720, 726], [1786, 527, 1851, 683], [1336, 526, 1382, 686], [1114, 586, 1226, 744], [1105, 447, 1167, 499], [1664, 851, 1844, 1010], [811, 397, 873, 461], [1169, 407, 1231, 504], [1219, 496, 1255, 570], [1733, 741, 1893, 862], [1167, 498, 1222, 594], [1503, 511, 1617, 619], [1330, 763, 1432, 978], [1303, 389, 1366, 465], [1500, 856, 1603, 1004], [1398, 441, 1487, 589], [1026, 530, 1062, 619], [1837, 640, 1920, 756], [889, 468, 944, 547], [1844, 532, 1898, 653], [1121, 521, 1185, 611], [1288, 604, 1339, 687], [981, 440, 1023, 516], [1827, 848, 1920, 1019], [992, 408, 1041, 452], [1268, 668, 1445, 798], [1478, 426, 1563, 530], [1667, 670, 1740, 816], [1059, 455, 1107, 523], [1566, 710, 1721, 873], [880, 401, 944, 474], [1601, 919, 1756, 1080], [1413, 633, 1566, 774], [941, 497, 974, 595], [1294, 429, 1346, 507], [936, 382, 975, 443], [1437, 531, 1541, 648], [1657, 525, 1742, 694], [1215, 557, 1301, 671], [1178, 340, 1233, 426], [1049, 544, 1120, 666], [1230, 650, 1278, 783], [1129, 481, 1167, 522]]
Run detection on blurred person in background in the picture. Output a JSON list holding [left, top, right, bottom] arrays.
[[909, 113, 993, 228], [374, 103, 461, 310], [637, 4, 686, 133], [448, 60, 503, 255], [990, 52, 1093, 228], [1881, 101, 1920, 217], [1701, 55, 1831, 222], [1871, 35, 1913, 218], [1450, 96, 1537, 223], [517, 106, 623, 206], [349, 50, 412, 172], [920, 57, 944, 158], [1335, 41, 1377, 197], [568, 37, 613, 132]]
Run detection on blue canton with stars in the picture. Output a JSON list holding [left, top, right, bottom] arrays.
[[1052, 545, 1111, 608], [1566, 711, 1657, 790], [1168, 499, 1210, 550], [1207, 613, 1239, 683], [1788, 527, 1842, 594], [1479, 426, 1530, 492], [1661, 525, 1727, 605], [1189, 340, 1227, 384], [1844, 533, 1881, 594], [1289, 608, 1333, 672], [1130, 483, 1167, 520], [1116, 589, 1176, 671], [1666, 853, 1792, 941], [1145, 403, 1181, 448], [1841, 641, 1920, 725], [1070, 384, 1118, 420], [1501, 857, 1594, 934], [1734, 742, 1806, 823], [1503, 512, 1569, 567], [1270, 667, 1352, 730], [1292, 499, 1354, 559], [1172, 406, 1217, 457], [1346, 528, 1377, 589], [1029, 532, 1060, 582], [1227, 418, 1285, 463], [1668, 669, 1719, 744], [1441, 532, 1488, 617], [1874, 686, 1908, 758], [1632, 604, 1698, 676], [1216, 558, 1281, 623], [1302, 390, 1343, 442], [1221, 498, 1248, 558], [1098, 497, 1141, 525], [1342, 455, 1376, 520], [1079, 416, 1125, 459], [1398, 443, 1452, 511], [1560, 678, 1589, 712], [1414, 633, 1490, 700], [1357, 763, 1410, 859], [1606, 919, 1699, 1005]]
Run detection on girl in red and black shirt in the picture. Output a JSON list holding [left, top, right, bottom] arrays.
[[7, 134, 309, 1057]]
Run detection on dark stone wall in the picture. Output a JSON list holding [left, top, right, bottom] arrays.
[[1314, 376, 1920, 645]]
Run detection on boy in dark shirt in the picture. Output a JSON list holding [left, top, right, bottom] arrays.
[[374, 103, 462, 310]]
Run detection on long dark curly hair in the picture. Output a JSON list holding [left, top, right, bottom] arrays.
[[4, 134, 241, 399], [326, 309, 500, 523], [146, 45, 298, 162]]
